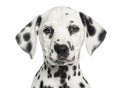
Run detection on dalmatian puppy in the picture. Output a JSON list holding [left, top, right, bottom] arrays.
[[16, 6, 107, 88]]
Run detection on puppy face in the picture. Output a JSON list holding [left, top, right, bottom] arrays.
[[39, 7, 85, 65], [16, 6, 107, 66]]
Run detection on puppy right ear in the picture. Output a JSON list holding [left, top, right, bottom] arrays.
[[15, 15, 42, 59]]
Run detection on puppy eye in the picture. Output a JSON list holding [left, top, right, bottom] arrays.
[[43, 26, 52, 34], [68, 25, 80, 35], [43, 26, 54, 39]]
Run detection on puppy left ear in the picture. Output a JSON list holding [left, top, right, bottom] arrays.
[[15, 15, 42, 59], [79, 12, 107, 55]]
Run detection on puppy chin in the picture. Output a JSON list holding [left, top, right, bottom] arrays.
[[48, 57, 74, 66]]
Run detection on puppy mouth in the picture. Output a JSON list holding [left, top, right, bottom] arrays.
[[55, 60, 65, 64], [49, 56, 75, 65]]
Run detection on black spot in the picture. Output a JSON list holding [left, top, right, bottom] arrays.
[[54, 66, 68, 86], [67, 41, 74, 51], [59, 66, 68, 71], [36, 16, 42, 26], [61, 72, 67, 79], [40, 81, 44, 88], [33, 86, 35, 88], [48, 86, 51, 88], [48, 67, 52, 78], [45, 56, 46, 59], [51, 49, 53, 53], [87, 24, 96, 36], [78, 64, 80, 69], [73, 66, 76, 70], [57, 39, 60, 41], [78, 71, 81, 76], [60, 79, 65, 84], [48, 68, 51, 74], [36, 30, 38, 35], [51, 65, 55, 68], [86, 32, 89, 37], [68, 63, 73, 65], [68, 25, 80, 35], [70, 20, 74, 23], [68, 75, 70, 80], [44, 62, 47, 70], [48, 74, 52, 78], [99, 29, 107, 42], [80, 82, 85, 88], [16, 34, 21, 44], [41, 67, 43, 71], [26, 22, 32, 27], [23, 33, 30, 41], [44, 86, 47, 88], [35, 70, 40, 77], [65, 13, 69, 15], [63, 83, 69, 88], [83, 77, 88, 84], [59, 86, 62, 88], [37, 75, 40, 80], [26, 42, 32, 53], [72, 56, 75, 60], [73, 71, 76, 76], [54, 72, 59, 77], [50, 53, 52, 56]]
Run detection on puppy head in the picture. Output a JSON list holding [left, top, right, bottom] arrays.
[[16, 6, 107, 66]]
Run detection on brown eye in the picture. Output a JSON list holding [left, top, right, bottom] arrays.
[[68, 25, 80, 35]]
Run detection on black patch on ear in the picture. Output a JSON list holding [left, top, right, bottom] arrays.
[[26, 22, 32, 27], [99, 29, 107, 42], [23, 33, 30, 41], [88, 17, 93, 24], [79, 12, 87, 26], [36, 16, 42, 27], [87, 24, 96, 36], [79, 12, 96, 36], [92, 44, 101, 53], [26, 42, 32, 53], [21, 28, 25, 32], [16, 34, 21, 44], [92, 46, 97, 53]]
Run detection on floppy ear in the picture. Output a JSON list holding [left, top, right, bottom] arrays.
[[79, 12, 107, 55], [15, 15, 42, 59]]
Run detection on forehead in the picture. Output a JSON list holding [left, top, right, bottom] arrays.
[[41, 7, 81, 26]]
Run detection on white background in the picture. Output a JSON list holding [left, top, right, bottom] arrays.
[[0, 0, 120, 88]]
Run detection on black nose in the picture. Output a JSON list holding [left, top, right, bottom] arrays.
[[54, 44, 69, 59]]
